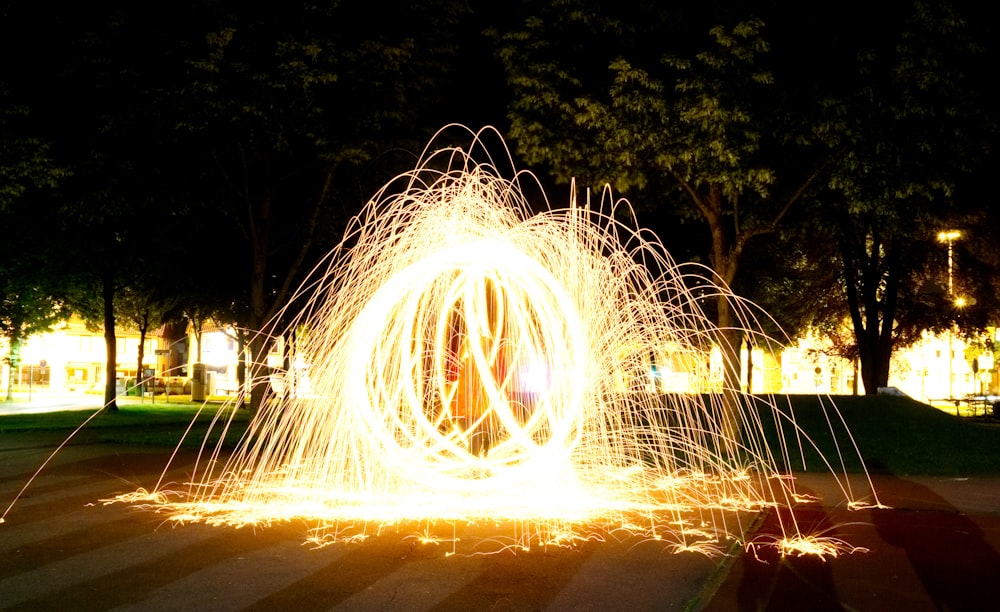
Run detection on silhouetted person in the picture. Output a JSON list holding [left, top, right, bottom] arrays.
[[872, 474, 1000, 610]]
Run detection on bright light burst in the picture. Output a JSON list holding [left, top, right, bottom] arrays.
[[131, 126, 879, 556]]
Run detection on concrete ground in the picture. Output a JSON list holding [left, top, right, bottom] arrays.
[[2, 431, 999, 611], [0, 392, 103, 416], [705, 472, 1000, 611]]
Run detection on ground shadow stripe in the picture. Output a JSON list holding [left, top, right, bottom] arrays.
[[0, 510, 169, 573], [244, 532, 460, 611], [0, 522, 218, 609], [429, 542, 597, 611], [108, 537, 355, 611], [1, 524, 292, 610]]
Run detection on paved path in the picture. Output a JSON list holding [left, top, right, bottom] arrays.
[[1, 432, 999, 610], [0, 394, 103, 416], [0, 435, 718, 611], [706, 472, 1000, 611]]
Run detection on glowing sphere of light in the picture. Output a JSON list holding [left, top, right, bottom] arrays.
[[113, 126, 880, 557]]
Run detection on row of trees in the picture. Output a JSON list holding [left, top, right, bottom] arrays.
[[2, 0, 998, 410], [1, 0, 476, 410], [493, 0, 1000, 394]]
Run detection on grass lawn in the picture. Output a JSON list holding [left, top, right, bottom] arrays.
[[760, 394, 1000, 477], [0, 398, 252, 447], [2, 394, 998, 476]]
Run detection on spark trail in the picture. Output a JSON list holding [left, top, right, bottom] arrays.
[[126, 127, 880, 556]]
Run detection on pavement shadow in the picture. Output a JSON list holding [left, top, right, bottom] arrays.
[[733, 505, 842, 611], [871, 470, 1000, 610]]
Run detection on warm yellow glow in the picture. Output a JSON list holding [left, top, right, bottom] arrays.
[[777, 536, 869, 559], [937, 230, 962, 242], [108, 127, 879, 557], [955, 296, 967, 308]]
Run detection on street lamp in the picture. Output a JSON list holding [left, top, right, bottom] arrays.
[[937, 230, 962, 400], [937, 230, 962, 299]]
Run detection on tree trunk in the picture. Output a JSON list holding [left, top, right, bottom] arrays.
[[236, 327, 247, 410], [188, 314, 206, 402], [237, 166, 330, 412], [136, 313, 149, 400], [136, 333, 145, 399], [248, 330, 269, 413], [102, 270, 118, 412], [857, 282, 896, 394], [842, 230, 901, 395], [246, 189, 271, 413], [283, 329, 296, 399], [4, 336, 18, 402], [716, 297, 744, 443], [4, 361, 11, 402], [859, 340, 893, 395], [706, 190, 743, 442]]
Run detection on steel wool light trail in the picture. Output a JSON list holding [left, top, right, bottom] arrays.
[[123, 127, 880, 556]]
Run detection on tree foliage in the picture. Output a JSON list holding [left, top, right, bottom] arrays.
[[160, 0, 471, 410], [0, 218, 65, 400], [494, 3, 831, 418], [0, 97, 66, 211], [0, 77, 69, 401], [812, 1, 998, 393], [2, 0, 472, 410], [1, 0, 997, 407], [496, 0, 999, 396]]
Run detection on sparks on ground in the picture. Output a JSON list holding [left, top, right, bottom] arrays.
[[110, 126, 879, 558]]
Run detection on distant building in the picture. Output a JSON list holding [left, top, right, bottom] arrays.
[[186, 321, 244, 396], [779, 328, 997, 402], [3, 317, 996, 403], [1, 315, 186, 395]]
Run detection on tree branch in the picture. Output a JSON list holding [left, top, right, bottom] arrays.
[[263, 158, 341, 323]]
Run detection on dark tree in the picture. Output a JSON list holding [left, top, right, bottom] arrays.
[[0, 79, 69, 401], [163, 0, 471, 411], [813, 1, 998, 393], [493, 3, 831, 433], [2, 0, 474, 412]]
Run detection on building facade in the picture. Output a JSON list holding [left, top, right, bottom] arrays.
[[3, 319, 996, 403], [1, 316, 186, 397]]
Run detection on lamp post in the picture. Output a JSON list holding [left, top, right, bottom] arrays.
[[938, 230, 961, 297], [938, 230, 962, 400]]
